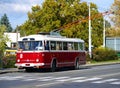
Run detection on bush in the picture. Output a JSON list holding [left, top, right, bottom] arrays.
[[86, 52, 91, 62], [2, 55, 16, 68], [92, 47, 118, 62]]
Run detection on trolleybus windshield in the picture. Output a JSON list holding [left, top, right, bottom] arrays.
[[18, 41, 43, 51]]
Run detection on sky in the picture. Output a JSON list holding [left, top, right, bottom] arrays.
[[0, 0, 114, 29]]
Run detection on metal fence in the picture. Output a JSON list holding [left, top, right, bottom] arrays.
[[106, 37, 120, 57]]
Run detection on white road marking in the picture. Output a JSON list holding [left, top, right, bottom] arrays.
[[110, 82, 120, 85], [36, 81, 64, 87], [38, 77, 53, 79], [73, 77, 102, 82], [58, 77, 86, 82], [92, 79, 119, 83], [23, 78, 38, 81], [0, 76, 25, 80], [0, 76, 10, 80], [23, 76, 53, 81], [54, 77, 70, 80], [38, 77, 69, 81]]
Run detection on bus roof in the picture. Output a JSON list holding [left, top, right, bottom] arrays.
[[18, 34, 84, 43]]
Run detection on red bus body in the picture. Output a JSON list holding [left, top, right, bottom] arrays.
[[15, 33, 86, 71]]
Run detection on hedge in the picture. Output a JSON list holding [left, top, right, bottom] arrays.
[[2, 55, 16, 68], [92, 47, 118, 62]]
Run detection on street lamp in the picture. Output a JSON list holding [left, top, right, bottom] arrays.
[[88, 3, 92, 58], [103, 17, 106, 47], [102, 11, 113, 47]]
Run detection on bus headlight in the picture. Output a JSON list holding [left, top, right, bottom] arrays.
[[17, 59, 20, 62], [36, 59, 39, 62]]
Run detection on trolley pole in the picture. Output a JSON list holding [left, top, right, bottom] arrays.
[[16, 25, 18, 50], [88, 3, 92, 58]]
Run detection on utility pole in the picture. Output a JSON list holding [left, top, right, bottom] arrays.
[[103, 11, 113, 47], [103, 17, 105, 47], [88, 3, 92, 58]]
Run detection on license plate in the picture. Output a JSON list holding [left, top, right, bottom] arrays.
[[26, 64, 30, 66]]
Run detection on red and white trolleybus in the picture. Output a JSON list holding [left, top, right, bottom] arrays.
[[15, 32, 86, 71]]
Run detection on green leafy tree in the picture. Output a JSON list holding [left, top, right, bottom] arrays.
[[0, 14, 13, 32], [0, 25, 9, 68], [19, 0, 104, 49]]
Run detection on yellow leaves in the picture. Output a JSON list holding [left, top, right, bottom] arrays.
[[106, 28, 120, 37], [111, 0, 120, 27]]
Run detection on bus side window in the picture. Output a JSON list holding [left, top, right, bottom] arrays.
[[63, 42, 68, 50], [79, 43, 83, 50], [74, 42, 78, 50], [50, 41, 56, 50], [45, 41, 49, 50], [56, 41, 62, 50], [68, 42, 74, 50]]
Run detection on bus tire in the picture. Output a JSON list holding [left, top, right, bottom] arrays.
[[51, 60, 56, 72], [74, 59, 79, 70]]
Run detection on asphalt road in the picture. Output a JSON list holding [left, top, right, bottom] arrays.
[[0, 64, 120, 88]]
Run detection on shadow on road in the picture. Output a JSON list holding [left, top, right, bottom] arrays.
[[21, 66, 91, 73]]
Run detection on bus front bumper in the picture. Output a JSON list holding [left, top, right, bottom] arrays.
[[15, 63, 45, 68]]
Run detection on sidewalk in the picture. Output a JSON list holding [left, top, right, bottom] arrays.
[[0, 61, 120, 74], [0, 68, 21, 74], [84, 61, 120, 67]]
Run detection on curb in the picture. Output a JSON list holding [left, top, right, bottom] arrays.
[[0, 68, 24, 74], [84, 62, 120, 68]]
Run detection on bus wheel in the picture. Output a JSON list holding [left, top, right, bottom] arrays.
[[51, 60, 56, 72], [75, 59, 79, 70]]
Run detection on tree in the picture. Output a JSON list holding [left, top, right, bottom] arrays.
[[0, 14, 13, 32], [106, 27, 120, 37], [0, 25, 9, 68], [19, 0, 104, 49], [106, 0, 120, 37], [111, 0, 120, 28]]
